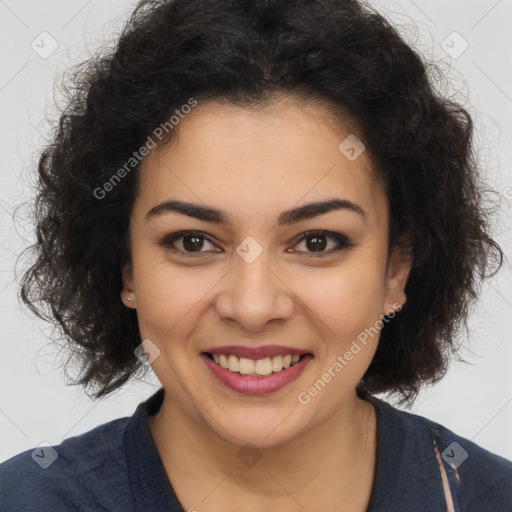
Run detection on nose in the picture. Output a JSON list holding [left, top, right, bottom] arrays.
[[214, 250, 294, 332]]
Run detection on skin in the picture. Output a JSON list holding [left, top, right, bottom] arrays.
[[121, 95, 411, 511]]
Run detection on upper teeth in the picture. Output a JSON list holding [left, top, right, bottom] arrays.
[[212, 354, 301, 376]]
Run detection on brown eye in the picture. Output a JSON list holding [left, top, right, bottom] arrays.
[[161, 231, 219, 256], [292, 231, 354, 257], [305, 235, 327, 252], [182, 235, 204, 252]]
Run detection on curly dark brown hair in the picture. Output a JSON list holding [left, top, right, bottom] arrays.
[[20, 0, 503, 402]]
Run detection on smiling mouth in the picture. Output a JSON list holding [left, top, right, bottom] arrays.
[[203, 352, 309, 378]]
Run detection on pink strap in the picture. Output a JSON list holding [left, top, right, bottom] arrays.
[[433, 439, 456, 511]]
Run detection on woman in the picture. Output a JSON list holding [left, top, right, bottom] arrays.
[[1, 0, 511, 510]]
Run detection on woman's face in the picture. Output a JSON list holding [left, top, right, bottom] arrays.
[[122, 96, 410, 448]]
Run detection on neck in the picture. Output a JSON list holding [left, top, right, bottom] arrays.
[[149, 390, 377, 511]]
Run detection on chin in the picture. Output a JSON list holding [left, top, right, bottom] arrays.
[[204, 405, 306, 451]]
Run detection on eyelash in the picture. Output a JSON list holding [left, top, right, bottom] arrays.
[[160, 230, 355, 258]]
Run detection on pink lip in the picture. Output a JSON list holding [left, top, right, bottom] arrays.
[[201, 353, 313, 395], [204, 344, 310, 359]]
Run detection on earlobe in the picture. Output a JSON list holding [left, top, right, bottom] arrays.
[[383, 244, 412, 316], [121, 263, 136, 309]]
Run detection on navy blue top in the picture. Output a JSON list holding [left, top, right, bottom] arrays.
[[1, 388, 511, 511]]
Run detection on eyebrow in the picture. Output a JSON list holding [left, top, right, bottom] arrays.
[[145, 197, 367, 226]]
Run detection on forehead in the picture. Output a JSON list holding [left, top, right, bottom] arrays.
[[137, 97, 388, 226]]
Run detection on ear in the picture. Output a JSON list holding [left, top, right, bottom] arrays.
[[383, 243, 412, 316], [121, 262, 137, 309]]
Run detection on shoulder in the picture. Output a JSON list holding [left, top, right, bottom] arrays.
[[373, 397, 512, 511], [0, 416, 132, 512]]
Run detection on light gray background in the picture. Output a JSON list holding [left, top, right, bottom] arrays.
[[1, 0, 511, 463]]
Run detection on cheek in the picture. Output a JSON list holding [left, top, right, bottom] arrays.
[[131, 253, 209, 348], [299, 260, 386, 346]]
